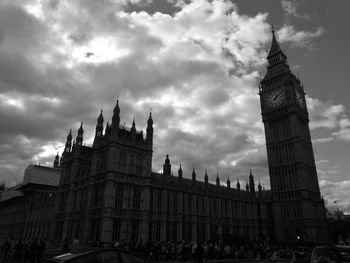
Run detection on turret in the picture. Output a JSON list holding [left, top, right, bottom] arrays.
[[95, 110, 104, 136], [105, 122, 109, 136], [258, 181, 262, 195], [53, 153, 60, 168], [237, 177, 240, 190], [178, 164, 183, 180], [94, 110, 104, 146], [131, 118, 136, 133], [163, 154, 171, 176], [246, 181, 249, 191], [76, 122, 84, 146], [249, 169, 255, 194], [204, 170, 208, 184], [131, 117, 136, 141], [267, 27, 287, 68], [64, 129, 72, 153], [216, 173, 220, 186], [111, 99, 120, 138], [146, 112, 153, 146], [227, 177, 230, 188], [192, 167, 196, 182]]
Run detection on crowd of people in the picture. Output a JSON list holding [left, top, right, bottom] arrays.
[[0, 235, 272, 262], [2, 235, 349, 262], [103, 238, 270, 262], [0, 237, 46, 263]]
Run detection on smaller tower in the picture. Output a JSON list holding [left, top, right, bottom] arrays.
[[227, 176, 231, 188], [105, 122, 109, 136], [146, 112, 153, 147], [237, 177, 240, 190], [178, 164, 183, 180], [53, 153, 60, 168], [76, 122, 84, 146], [204, 170, 208, 184], [111, 99, 120, 138], [131, 117, 136, 142], [64, 129, 72, 153], [96, 110, 104, 136], [163, 154, 171, 176], [131, 118, 136, 133], [94, 110, 104, 146], [249, 169, 255, 194], [258, 181, 262, 196], [246, 181, 249, 191], [216, 173, 220, 186], [192, 167, 196, 182]]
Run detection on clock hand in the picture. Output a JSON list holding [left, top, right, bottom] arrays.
[[273, 93, 280, 101]]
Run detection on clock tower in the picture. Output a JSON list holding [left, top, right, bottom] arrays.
[[259, 30, 329, 243]]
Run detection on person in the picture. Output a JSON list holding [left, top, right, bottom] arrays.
[[62, 238, 70, 253], [29, 238, 39, 263], [2, 237, 13, 263], [38, 239, 46, 263], [196, 241, 204, 263], [13, 239, 24, 263], [72, 238, 80, 252]]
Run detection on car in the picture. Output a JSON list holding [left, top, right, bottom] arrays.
[[270, 249, 310, 263], [311, 245, 350, 263], [43, 248, 150, 263]]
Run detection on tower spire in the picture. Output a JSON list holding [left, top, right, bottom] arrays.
[[64, 129, 72, 153], [95, 110, 104, 138], [76, 122, 84, 146], [178, 163, 183, 179], [53, 152, 59, 168], [267, 27, 282, 59]]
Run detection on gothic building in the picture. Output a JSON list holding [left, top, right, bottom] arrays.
[[50, 30, 329, 244], [0, 164, 59, 240], [259, 29, 328, 242], [0, 30, 329, 244], [52, 100, 273, 244]]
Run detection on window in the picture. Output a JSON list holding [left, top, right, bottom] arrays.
[[115, 184, 124, 209], [133, 187, 141, 210], [129, 154, 134, 174], [119, 151, 127, 169], [131, 220, 139, 243], [136, 154, 143, 175], [112, 219, 121, 241]]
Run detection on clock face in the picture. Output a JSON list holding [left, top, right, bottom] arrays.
[[295, 89, 305, 108], [265, 88, 285, 108]]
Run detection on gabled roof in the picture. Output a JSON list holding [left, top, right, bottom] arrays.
[[267, 30, 283, 59], [22, 164, 60, 186], [0, 186, 23, 203]]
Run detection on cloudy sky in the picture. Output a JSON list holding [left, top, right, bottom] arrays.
[[0, 0, 349, 212]]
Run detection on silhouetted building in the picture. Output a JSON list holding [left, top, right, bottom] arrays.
[[259, 29, 329, 242], [0, 30, 329, 245], [0, 164, 59, 240], [52, 100, 273, 244]]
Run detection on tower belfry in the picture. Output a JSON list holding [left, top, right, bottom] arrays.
[[259, 29, 329, 243]]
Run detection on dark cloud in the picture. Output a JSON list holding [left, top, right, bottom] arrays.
[[69, 33, 93, 46], [0, 0, 348, 214]]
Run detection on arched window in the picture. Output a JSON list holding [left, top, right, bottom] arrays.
[[119, 151, 127, 169]]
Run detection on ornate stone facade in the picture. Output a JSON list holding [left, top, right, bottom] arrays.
[[0, 165, 59, 241], [259, 30, 329, 242], [52, 100, 273, 244], [0, 31, 329, 245]]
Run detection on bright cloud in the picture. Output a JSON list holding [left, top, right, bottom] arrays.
[[277, 24, 325, 48], [0, 0, 348, 213]]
